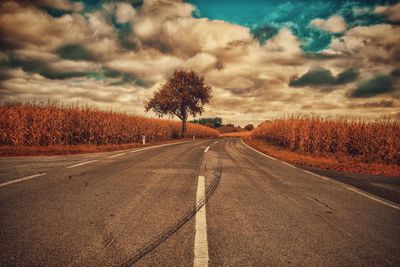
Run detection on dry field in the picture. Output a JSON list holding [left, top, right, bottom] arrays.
[[0, 103, 219, 147], [251, 116, 400, 167]]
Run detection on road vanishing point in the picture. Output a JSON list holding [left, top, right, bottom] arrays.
[[0, 138, 399, 266]]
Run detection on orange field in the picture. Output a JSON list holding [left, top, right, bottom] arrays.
[[251, 116, 400, 165], [0, 103, 219, 146]]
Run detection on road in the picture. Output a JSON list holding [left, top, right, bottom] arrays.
[[0, 138, 399, 266]]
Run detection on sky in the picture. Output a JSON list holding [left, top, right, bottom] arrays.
[[0, 0, 399, 126]]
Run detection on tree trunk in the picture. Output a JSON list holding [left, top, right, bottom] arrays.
[[181, 118, 186, 138]]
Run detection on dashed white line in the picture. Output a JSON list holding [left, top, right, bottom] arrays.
[[194, 175, 209, 267], [345, 187, 400, 210], [67, 160, 98, 169], [0, 173, 46, 188], [106, 153, 126, 159], [204, 146, 211, 153]]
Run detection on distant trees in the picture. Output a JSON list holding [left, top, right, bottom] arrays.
[[244, 124, 254, 131], [190, 117, 222, 128], [145, 70, 212, 138], [204, 122, 215, 128]]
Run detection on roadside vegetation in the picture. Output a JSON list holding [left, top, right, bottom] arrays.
[[0, 102, 219, 148], [247, 116, 400, 176]]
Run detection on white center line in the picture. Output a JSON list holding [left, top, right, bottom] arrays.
[[67, 160, 98, 169], [0, 173, 46, 188], [106, 153, 126, 159], [204, 146, 211, 153], [193, 175, 209, 267]]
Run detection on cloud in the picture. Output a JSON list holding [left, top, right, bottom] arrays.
[[1, 0, 399, 125], [359, 100, 395, 108], [335, 68, 360, 85], [57, 44, 94, 61], [115, 2, 136, 23], [351, 75, 399, 98], [374, 3, 400, 22], [290, 67, 335, 87], [311, 16, 347, 33], [289, 67, 359, 87], [0, 1, 89, 49], [35, 0, 83, 12], [329, 24, 400, 65]]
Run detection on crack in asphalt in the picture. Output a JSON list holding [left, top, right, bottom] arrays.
[[307, 195, 337, 213]]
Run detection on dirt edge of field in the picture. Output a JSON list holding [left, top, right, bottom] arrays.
[[242, 137, 400, 177]]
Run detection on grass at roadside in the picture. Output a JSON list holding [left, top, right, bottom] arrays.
[[243, 138, 400, 177], [0, 138, 193, 157]]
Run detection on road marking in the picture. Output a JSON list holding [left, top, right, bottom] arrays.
[[194, 175, 209, 267], [128, 141, 192, 154], [345, 187, 400, 210], [204, 146, 211, 153], [0, 173, 46, 188], [106, 153, 126, 159], [240, 139, 277, 161], [67, 160, 98, 169], [241, 139, 400, 211], [280, 161, 296, 168], [303, 170, 330, 181]]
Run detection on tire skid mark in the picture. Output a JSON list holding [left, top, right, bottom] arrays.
[[119, 167, 222, 267]]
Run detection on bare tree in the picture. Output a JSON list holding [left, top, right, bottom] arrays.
[[145, 70, 212, 138]]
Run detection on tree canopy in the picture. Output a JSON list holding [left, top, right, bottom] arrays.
[[145, 70, 212, 137]]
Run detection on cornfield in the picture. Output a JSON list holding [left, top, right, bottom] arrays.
[[0, 102, 219, 146], [251, 116, 400, 165]]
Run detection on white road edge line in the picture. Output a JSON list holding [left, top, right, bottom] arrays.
[[204, 146, 210, 153], [240, 138, 400, 211], [303, 170, 330, 181], [345, 187, 400, 210], [106, 153, 126, 159], [194, 175, 209, 267], [67, 160, 98, 169], [0, 173, 46, 188], [240, 139, 277, 161]]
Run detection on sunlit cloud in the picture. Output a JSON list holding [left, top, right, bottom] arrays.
[[1, 0, 399, 125]]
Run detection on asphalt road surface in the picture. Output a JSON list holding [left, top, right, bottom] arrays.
[[0, 138, 399, 266]]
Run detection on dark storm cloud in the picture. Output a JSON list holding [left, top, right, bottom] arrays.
[[350, 74, 398, 98], [289, 67, 359, 87], [7, 56, 90, 80], [360, 100, 394, 108], [390, 68, 400, 77], [57, 44, 94, 61], [335, 68, 360, 85]]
